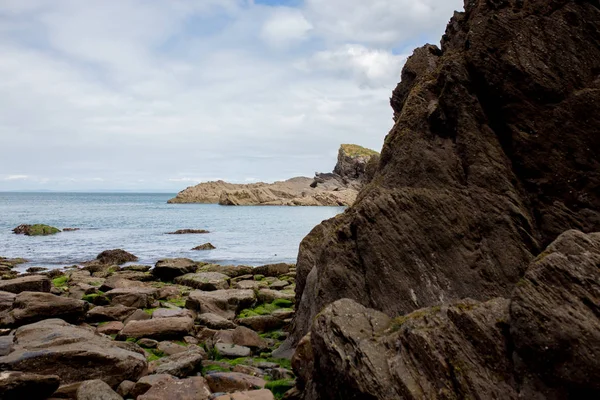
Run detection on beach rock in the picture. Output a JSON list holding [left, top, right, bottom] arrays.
[[236, 315, 284, 333], [234, 280, 267, 290], [157, 341, 188, 356], [286, 0, 600, 353], [116, 380, 135, 397], [97, 321, 124, 335], [87, 304, 137, 322], [205, 372, 265, 393], [252, 263, 291, 278], [186, 289, 255, 320], [62, 227, 80, 232], [192, 243, 216, 251], [105, 287, 158, 308], [149, 348, 206, 377], [121, 264, 151, 272], [12, 224, 60, 236], [0, 371, 60, 400], [0, 319, 146, 387], [256, 289, 294, 304], [137, 338, 159, 348], [124, 309, 152, 324], [197, 313, 237, 330], [269, 280, 289, 290], [131, 374, 176, 398], [232, 326, 267, 350], [0, 336, 13, 356], [152, 258, 197, 281], [25, 267, 47, 273], [119, 317, 194, 340], [152, 308, 195, 319], [0, 275, 50, 294], [96, 249, 138, 265], [2, 292, 88, 327], [138, 376, 211, 400], [333, 144, 379, 181], [212, 389, 275, 400], [198, 264, 254, 278], [100, 276, 146, 292], [175, 272, 229, 291], [0, 291, 16, 314], [215, 343, 251, 358], [166, 229, 209, 235], [76, 379, 123, 400]]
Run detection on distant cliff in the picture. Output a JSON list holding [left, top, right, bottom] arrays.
[[167, 144, 379, 206]]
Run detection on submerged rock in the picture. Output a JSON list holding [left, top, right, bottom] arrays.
[[192, 243, 216, 251], [166, 229, 210, 234], [12, 224, 60, 236]]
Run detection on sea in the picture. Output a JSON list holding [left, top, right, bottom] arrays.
[[0, 192, 344, 271]]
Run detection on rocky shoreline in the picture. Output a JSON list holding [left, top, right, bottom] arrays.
[[0, 253, 298, 399], [167, 144, 378, 207]]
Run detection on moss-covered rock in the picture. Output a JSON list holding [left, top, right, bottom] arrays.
[[12, 224, 61, 236]]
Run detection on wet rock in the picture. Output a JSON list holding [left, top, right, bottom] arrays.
[[205, 372, 265, 393], [87, 305, 137, 322], [0, 371, 60, 400], [166, 229, 210, 235], [25, 267, 47, 274], [236, 315, 284, 333], [12, 224, 60, 236], [0, 336, 13, 356], [95, 249, 138, 265], [131, 374, 176, 398], [0, 319, 146, 387], [119, 316, 194, 341], [175, 272, 230, 291], [152, 259, 197, 281], [149, 348, 206, 378], [76, 379, 123, 400], [197, 313, 237, 330], [2, 292, 88, 327], [0, 275, 50, 294], [186, 289, 255, 320], [138, 376, 211, 400], [215, 343, 251, 358], [192, 243, 216, 251]]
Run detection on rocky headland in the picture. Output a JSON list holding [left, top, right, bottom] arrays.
[[167, 144, 379, 207]]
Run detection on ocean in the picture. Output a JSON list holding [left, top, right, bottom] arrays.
[[0, 192, 344, 270]]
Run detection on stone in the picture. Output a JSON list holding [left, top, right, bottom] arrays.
[[198, 264, 254, 278], [152, 258, 197, 281], [268, 368, 294, 381], [96, 249, 138, 265], [0, 275, 50, 294], [105, 287, 158, 308], [0, 336, 13, 356], [268, 280, 289, 290], [205, 372, 265, 393], [12, 224, 60, 236], [116, 380, 135, 398], [86, 305, 137, 322], [138, 376, 211, 400], [149, 349, 206, 378], [186, 289, 255, 320], [197, 313, 237, 330], [119, 317, 194, 340], [175, 272, 230, 291], [121, 264, 151, 272], [97, 321, 124, 335], [166, 229, 209, 235], [256, 289, 294, 304], [0, 371, 60, 400], [0, 291, 16, 314], [25, 267, 47, 273], [252, 263, 292, 277], [124, 309, 152, 324], [157, 341, 188, 356], [232, 326, 267, 349], [233, 280, 268, 290], [76, 379, 123, 400], [232, 364, 264, 377], [0, 319, 146, 387], [215, 343, 251, 358], [152, 308, 195, 319], [212, 389, 275, 400], [2, 292, 88, 327], [236, 316, 284, 333], [131, 374, 176, 398], [192, 243, 216, 251], [99, 276, 146, 292], [138, 338, 159, 348]]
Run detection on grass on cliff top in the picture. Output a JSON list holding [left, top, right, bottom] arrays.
[[340, 144, 379, 157]]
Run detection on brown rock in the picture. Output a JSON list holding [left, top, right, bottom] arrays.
[[256, 289, 294, 304], [138, 376, 211, 400], [97, 321, 124, 335], [205, 372, 265, 393], [192, 243, 216, 251], [105, 287, 158, 308], [149, 349, 206, 377], [236, 315, 284, 333], [198, 264, 254, 278], [186, 289, 255, 320], [175, 272, 230, 291], [96, 249, 138, 265], [124, 309, 152, 324], [152, 308, 195, 319], [157, 341, 188, 356], [197, 313, 237, 330], [0, 371, 60, 400], [232, 326, 267, 349], [166, 229, 209, 235], [131, 374, 176, 398], [152, 259, 197, 281], [212, 389, 275, 400], [86, 305, 137, 322], [76, 379, 122, 400], [0, 275, 50, 294], [116, 380, 135, 398], [119, 317, 194, 340], [252, 263, 291, 278], [3, 292, 88, 327]]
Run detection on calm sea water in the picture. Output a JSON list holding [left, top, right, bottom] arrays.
[[0, 193, 344, 270]]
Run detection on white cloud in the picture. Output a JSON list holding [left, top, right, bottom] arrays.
[[0, 0, 464, 191], [4, 175, 30, 181]]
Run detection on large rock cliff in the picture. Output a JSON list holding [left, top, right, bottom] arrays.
[[285, 0, 600, 396]]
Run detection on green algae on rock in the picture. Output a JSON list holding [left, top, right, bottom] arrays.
[[12, 224, 61, 236]]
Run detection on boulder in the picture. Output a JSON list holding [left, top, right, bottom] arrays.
[[12, 224, 60, 236], [96, 249, 138, 265], [138, 376, 211, 400], [99, 276, 146, 292], [149, 348, 206, 377], [0, 275, 50, 294], [186, 289, 255, 320], [269, 280, 289, 290], [175, 272, 230, 291], [131, 374, 176, 398], [121, 265, 151, 272], [205, 372, 265, 393], [76, 379, 123, 400], [236, 316, 284, 333], [232, 326, 267, 350], [0, 371, 60, 400], [152, 308, 195, 319], [2, 292, 88, 327], [0, 319, 146, 387], [105, 287, 158, 308], [157, 341, 188, 356], [119, 317, 194, 340], [234, 280, 268, 290], [86, 305, 137, 322], [138, 338, 159, 348], [252, 263, 291, 278], [0, 291, 16, 315], [256, 289, 294, 304], [198, 264, 254, 278], [213, 389, 275, 400], [97, 321, 124, 335], [197, 313, 237, 330], [116, 380, 135, 398], [215, 343, 251, 358], [192, 243, 216, 251], [124, 309, 152, 324], [152, 259, 197, 281]]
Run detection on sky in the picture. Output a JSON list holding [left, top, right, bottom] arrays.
[[0, 0, 464, 192]]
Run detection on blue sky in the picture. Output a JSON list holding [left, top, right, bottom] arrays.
[[0, 0, 464, 191]]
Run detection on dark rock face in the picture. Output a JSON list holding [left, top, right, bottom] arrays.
[[288, 0, 600, 349], [0, 371, 60, 400], [295, 231, 600, 399], [96, 249, 138, 265]]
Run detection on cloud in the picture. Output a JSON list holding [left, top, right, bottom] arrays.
[[4, 175, 30, 181], [0, 0, 464, 191]]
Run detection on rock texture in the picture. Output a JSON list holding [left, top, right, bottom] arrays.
[[294, 230, 600, 399], [167, 144, 378, 206], [287, 0, 600, 351]]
